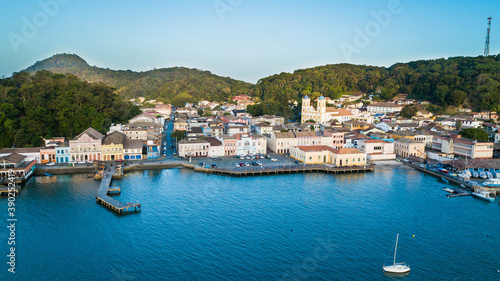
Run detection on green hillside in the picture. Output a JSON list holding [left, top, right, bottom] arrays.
[[25, 54, 253, 103]]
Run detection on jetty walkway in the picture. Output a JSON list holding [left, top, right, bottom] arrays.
[[185, 163, 375, 176], [95, 164, 141, 214]]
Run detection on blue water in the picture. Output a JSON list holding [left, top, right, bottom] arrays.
[[1, 165, 500, 280]]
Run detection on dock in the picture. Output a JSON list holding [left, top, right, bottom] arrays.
[[95, 164, 141, 214], [447, 192, 472, 198], [0, 185, 19, 196], [185, 163, 375, 176]]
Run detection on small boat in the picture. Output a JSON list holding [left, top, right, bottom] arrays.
[[460, 184, 466, 188], [383, 234, 410, 273], [473, 172, 479, 178], [482, 178, 500, 187], [443, 188, 455, 193], [44, 173, 53, 177], [440, 177, 449, 183], [438, 168, 449, 174], [472, 190, 495, 203], [479, 171, 487, 179], [487, 172, 494, 179]]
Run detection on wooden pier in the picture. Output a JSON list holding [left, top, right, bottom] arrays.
[[0, 185, 19, 196], [187, 164, 375, 177], [447, 192, 472, 198], [95, 164, 141, 215]]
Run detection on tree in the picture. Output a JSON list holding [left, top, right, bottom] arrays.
[[305, 119, 316, 123], [459, 128, 489, 142], [171, 130, 186, 141], [170, 92, 194, 107], [400, 105, 419, 118]]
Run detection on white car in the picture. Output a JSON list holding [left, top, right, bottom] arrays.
[[77, 161, 86, 164], [86, 160, 93, 164], [256, 161, 262, 166], [234, 163, 240, 167], [270, 158, 278, 162], [240, 156, 245, 160], [45, 162, 55, 166], [245, 162, 250, 166], [420, 164, 426, 168]]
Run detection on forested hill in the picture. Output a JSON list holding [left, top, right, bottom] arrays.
[[24, 54, 253, 103], [0, 71, 142, 148], [251, 55, 500, 112]]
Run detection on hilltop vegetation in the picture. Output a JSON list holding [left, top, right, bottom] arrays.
[[0, 71, 141, 148], [251, 55, 500, 116], [25, 54, 252, 103], [23, 53, 500, 119]]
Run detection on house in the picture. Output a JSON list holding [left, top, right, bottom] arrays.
[[394, 138, 425, 158], [69, 127, 104, 162], [0, 147, 42, 164], [102, 131, 126, 161], [173, 118, 189, 131], [186, 127, 203, 140], [290, 146, 366, 166], [129, 112, 163, 126], [55, 141, 70, 163], [0, 153, 36, 181], [225, 124, 250, 136], [155, 104, 172, 117], [267, 132, 297, 154], [366, 102, 403, 114], [123, 122, 163, 140], [254, 123, 274, 135], [325, 108, 353, 123], [342, 120, 369, 131], [322, 130, 345, 149], [358, 139, 396, 161], [123, 139, 143, 160], [295, 131, 322, 146], [233, 133, 267, 155], [178, 139, 210, 158], [375, 121, 399, 133], [206, 137, 225, 157], [249, 115, 285, 126], [344, 132, 371, 148], [217, 135, 237, 156]]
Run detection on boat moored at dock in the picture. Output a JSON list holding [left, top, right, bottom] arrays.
[[472, 190, 495, 202], [482, 178, 500, 187]]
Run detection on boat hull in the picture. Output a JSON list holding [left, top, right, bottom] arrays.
[[472, 193, 495, 203], [383, 264, 410, 273]]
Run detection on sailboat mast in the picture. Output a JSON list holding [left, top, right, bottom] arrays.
[[394, 234, 399, 266]]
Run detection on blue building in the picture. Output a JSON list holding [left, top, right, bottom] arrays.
[[55, 141, 70, 163]]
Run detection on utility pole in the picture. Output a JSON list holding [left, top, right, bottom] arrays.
[[485, 17, 492, 56]]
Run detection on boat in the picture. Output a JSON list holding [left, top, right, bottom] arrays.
[[482, 178, 500, 187], [496, 172, 500, 179], [479, 171, 487, 179], [443, 187, 455, 193], [44, 173, 53, 177], [472, 190, 495, 202], [437, 168, 449, 174], [383, 234, 410, 273], [487, 172, 494, 179], [440, 177, 449, 183], [473, 172, 479, 178]]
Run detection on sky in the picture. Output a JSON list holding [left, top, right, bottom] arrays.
[[1, 0, 499, 83]]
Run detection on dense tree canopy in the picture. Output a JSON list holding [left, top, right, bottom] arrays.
[[400, 105, 419, 118], [459, 128, 489, 142], [0, 71, 141, 148]]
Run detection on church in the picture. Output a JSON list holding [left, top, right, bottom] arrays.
[[301, 96, 353, 124]]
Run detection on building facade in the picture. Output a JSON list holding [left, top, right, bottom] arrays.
[[69, 127, 104, 162]]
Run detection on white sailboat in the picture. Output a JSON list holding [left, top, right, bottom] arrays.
[[383, 234, 410, 273]]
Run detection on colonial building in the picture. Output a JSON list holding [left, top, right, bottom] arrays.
[[267, 132, 297, 154], [249, 115, 285, 126], [432, 135, 493, 159], [301, 96, 327, 124], [358, 139, 396, 161], [206, 137, 225, 157], [123, 139, 143, 160], [295, 131, 322, 146], [123, 122, 163, 141], [217, 135, 237, 156], [69, 127, 104, 162], [233, 133, 267, 155], [155, 104, 172, 117], [323, 130, 345, 149], [178, 139, 210, 158], [290, 146, 366, 166], [55, 141, 70, 163], [394, 138, 425, 158], [254, 123, 274, 135], [102, 131, 126, 161], [366, 102, 403, 114]]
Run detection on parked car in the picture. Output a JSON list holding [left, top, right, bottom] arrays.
[[256, 161, 262, 166], [211, 163, 217, 168], [46, 162, 55, 166], [235, 163, 240, 167], [244, 162, 250, 166], [77, 161, 86, 164], [199, 162, 204, 167], [239, 162, 245, 167], [270, 158, 278, 162], [246, 156, 251, 160], [266, 155, 271, 159], [252, 162, 258, 166], [240, 156, 245, 160], [294, 160, 301, 164], [115, 159, 123, 163]]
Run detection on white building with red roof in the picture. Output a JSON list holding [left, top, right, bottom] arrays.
[[357, 139, 396, 161]]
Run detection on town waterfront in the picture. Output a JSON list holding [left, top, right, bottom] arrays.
[[1, 165, 499, 280]]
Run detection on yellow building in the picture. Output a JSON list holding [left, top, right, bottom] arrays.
[[394, 137, 425, 158], [290, 146, 366, 166], [102, 131, 126, 161]]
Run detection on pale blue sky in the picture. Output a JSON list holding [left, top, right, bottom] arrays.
[[1, 0, 499, 83]]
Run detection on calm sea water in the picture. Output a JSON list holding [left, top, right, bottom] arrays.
[[1, 164, 499, 280]]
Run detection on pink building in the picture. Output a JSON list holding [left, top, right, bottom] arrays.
[[69, 127, 104, 162]]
